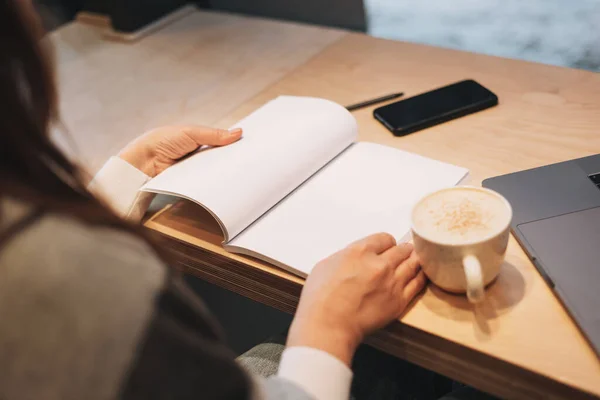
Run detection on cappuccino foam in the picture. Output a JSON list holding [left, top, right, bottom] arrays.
[[413, 188, 509, 244]]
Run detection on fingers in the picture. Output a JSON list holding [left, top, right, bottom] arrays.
[[394, 251, 421, 285], [181, 125, 243, 147], [391, 251, 421, 301], [380, 242, 413, 269], [403, 270, 427, 303], [352, 232, 396, 254]]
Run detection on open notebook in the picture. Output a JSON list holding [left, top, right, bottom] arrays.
[[143, 96, 469, 277]]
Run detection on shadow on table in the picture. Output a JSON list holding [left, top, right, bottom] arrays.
[[420, 261, 526, 339]]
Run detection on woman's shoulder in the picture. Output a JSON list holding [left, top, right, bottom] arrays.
[[0, 196, 168, 325], [0, 197, 169, 399], [0, 199, 168, 316], [1, 197, 165, 281]]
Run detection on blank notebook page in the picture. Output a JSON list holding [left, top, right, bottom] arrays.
[[228, 142, 469, 276], [142, 96, 356, 240]]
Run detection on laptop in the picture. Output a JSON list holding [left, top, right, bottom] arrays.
[[483, 154, 600, 357]]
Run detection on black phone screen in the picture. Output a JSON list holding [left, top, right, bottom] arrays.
[[373, 80, 497, 136]]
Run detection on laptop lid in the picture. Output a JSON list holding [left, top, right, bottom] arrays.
[[517, 207, 600, 355], [483, 154, 600, 357]]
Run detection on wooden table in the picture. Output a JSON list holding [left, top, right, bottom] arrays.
[[53, 8, 600, 400], [51, 9, 344, 174], [144, 28, 600, 400]]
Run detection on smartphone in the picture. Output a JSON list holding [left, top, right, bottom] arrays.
[[373, 79, 498, 136]]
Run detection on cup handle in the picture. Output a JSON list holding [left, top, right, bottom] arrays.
[[463, 255, 485, 303]]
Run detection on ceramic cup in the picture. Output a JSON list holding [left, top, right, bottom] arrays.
[[411, 187, 512, 303]]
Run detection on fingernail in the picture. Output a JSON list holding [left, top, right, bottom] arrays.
[[228, 128, 242, 136]]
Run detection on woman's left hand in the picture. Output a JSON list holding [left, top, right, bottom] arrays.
[[118, 125, 242, 177]]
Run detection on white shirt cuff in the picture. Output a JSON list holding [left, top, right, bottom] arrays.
[[88, 156, 153, 221], [277, 347, 353, 400]]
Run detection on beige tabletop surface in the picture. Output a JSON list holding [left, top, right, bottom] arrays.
[[51, 9, 345, 173]]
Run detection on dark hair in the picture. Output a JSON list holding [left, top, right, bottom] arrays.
[[0, 5, 254, 398], [0, 1, 132, 229]]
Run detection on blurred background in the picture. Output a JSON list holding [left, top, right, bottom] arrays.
[[368, 0, 600, 71], [34, 0, 600, 71]]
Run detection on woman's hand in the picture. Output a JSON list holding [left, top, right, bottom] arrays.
[[118, 125, 242, 177], [287, 233, 426, 366]]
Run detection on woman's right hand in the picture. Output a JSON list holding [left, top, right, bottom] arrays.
[[287, 233, 426, 366]]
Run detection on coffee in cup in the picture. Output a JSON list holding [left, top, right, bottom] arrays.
[[411, 186, 512, 303]]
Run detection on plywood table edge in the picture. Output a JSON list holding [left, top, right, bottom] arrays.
[[145, 210, 304, 284], [145, 222, 303, 312]]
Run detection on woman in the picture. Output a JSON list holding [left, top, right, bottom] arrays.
[[0, 1, 427, 399]]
